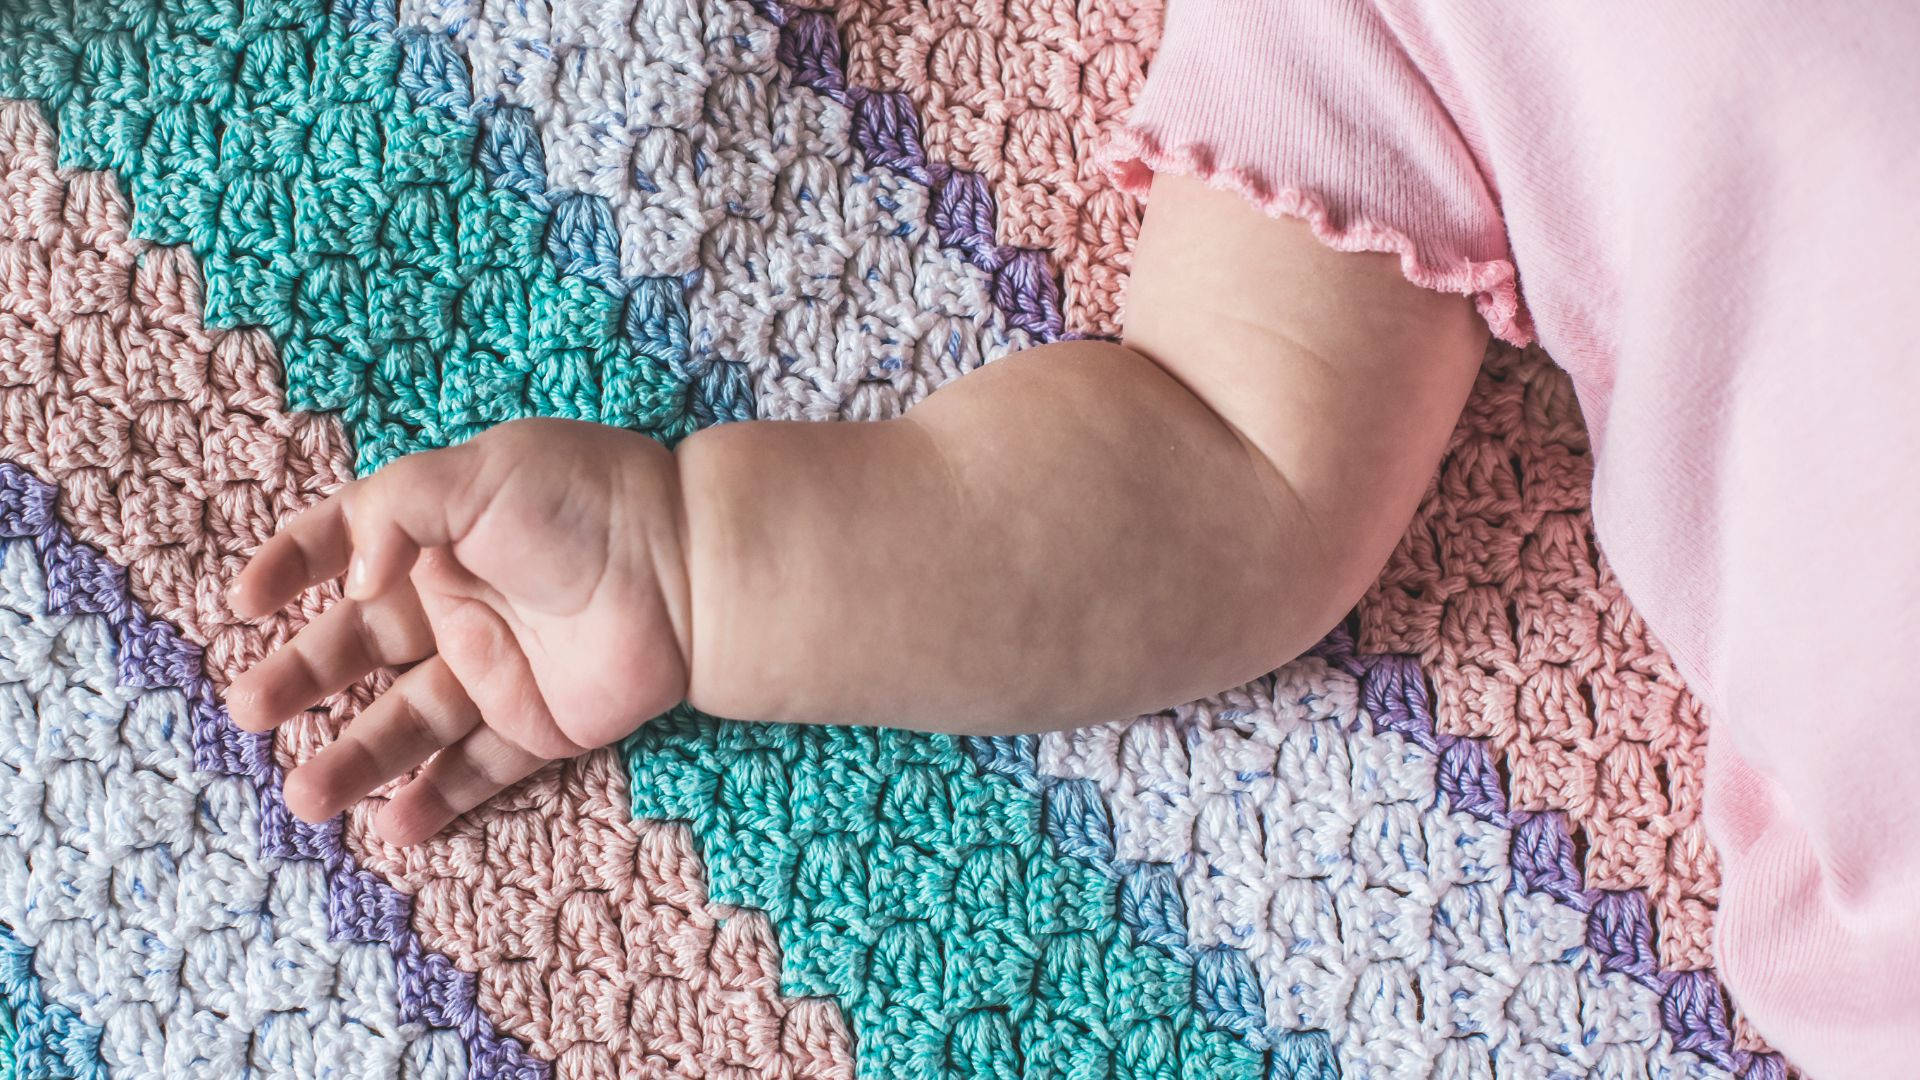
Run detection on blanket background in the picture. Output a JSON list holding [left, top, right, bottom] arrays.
[[0, 0, 1790, 1076]]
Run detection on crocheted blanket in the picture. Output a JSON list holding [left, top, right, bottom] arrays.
[[0, 1, 1788, 1077]]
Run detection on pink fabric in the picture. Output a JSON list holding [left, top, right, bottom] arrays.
[[1106, 3, 1920, 1076]]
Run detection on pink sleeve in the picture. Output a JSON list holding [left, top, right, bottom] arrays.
[[1105, 0, 1532, 345]]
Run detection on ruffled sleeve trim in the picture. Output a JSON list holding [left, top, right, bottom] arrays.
[[1101, 125, 1536, 348]]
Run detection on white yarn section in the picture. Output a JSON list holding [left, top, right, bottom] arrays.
[[397, 0, 1031, 422], [1037, 657, 1731, 1080], [0, 542, 466, 1079]]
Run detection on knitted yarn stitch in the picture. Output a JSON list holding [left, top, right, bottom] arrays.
[[0, 469, 482, 1076], [1356, 347, 1722, 976], [1024, 649, 1730, 1077], [396, 0, 1035, 421], [0, 100, 851, 1079], [0, 0, 1795, 1075], [795, 0, 1158, 337], [627, 711, 1267, 1080], [0, 97, 357, 723], [0, 926, 100, 1080], [0, 0, 693, 474]]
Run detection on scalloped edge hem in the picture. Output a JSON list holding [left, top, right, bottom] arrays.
[[1100, 126, 1535, 348]]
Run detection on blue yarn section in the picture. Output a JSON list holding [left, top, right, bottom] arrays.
[[379, 3, 753, 429], [0, 926, 106, 1080], [1043, 777, 1116, 864], [336, 0, 396, 35], [1196, 947, 1267, 1039], [1268, 1031, 1343, 1080], [1119, 862, 1190, 952], [478, 105, 552, 210], [963, 734, 1342, 1079], [396, 28, 474, 121], [548, 192, 624, 291]]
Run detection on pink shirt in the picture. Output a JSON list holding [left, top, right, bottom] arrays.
[[1108, 2, 1920, 1074]]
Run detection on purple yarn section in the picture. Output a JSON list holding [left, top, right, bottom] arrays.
[[1510, 811, 1588, 910], [774, 9, 846, 97], [1320, 635, 1512, 827], [985, 244, 1066, 340], [0, 461, 548, 1080], [1589, 888, 1662, 984], [928, 168, 999, 264], [848, 89, 929, 179], [1436, 739, 1508, 826], [770, 6, 1067, 342], [1314, 625, 1780, 1077]]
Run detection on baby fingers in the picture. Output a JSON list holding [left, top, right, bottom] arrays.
[[374, 727, 546, 847], [226, 439, 489, 617], [227, 588, 435, 733], [282, 655, 482, 824], [225, 493, 354, 620]]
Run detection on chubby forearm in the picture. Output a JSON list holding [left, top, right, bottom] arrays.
[[675, 177, 1488, 734], [677, 340, 1346, 732]]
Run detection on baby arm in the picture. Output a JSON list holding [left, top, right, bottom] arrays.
[[226, 173, 1488, 844]]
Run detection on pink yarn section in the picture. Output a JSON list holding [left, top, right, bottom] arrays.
[[317, 745, 855, 1079], [0, 102, 351, 672], [1356, 347, 1719, 968], [1358, 349, 1779, 1065], [0, 98, 853, 1080], [812, 0, 1160, 336]]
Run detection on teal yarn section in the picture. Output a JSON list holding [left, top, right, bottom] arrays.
[[968, 737, 1342, 1080], [375, 14, 752, 428], [0, 0, 695, 472], [627, 710, 1267, 1080], [0, 926, 104, 1080]]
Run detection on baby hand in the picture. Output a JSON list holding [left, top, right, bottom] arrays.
[[225, 418, 692, 845]]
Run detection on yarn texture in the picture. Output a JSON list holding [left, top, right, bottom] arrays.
[[0, 0, 1791, 1077], [0, 925, 100, 1079], [0, 99, 846, 1079]]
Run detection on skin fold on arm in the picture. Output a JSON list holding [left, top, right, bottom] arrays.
[[225, 172, 1489, 844]]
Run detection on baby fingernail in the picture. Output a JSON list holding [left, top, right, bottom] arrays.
[[347, 555, 371, 597]]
